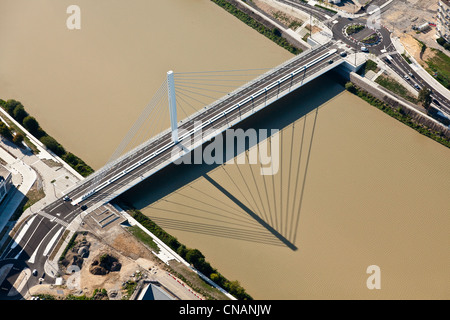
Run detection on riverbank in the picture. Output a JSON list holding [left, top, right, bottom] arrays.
[[211, 0, 303, 54], [0, 99, 94, 178], [345, 74, 450, 148], [117, 202, 252, 300]]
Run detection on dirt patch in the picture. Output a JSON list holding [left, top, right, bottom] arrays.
[[29, 224, 165, 299], [29, 214, 209, 300], [383, 0, 449, 56], [252, 0, 305, 29], [399, 33, 437, 67]]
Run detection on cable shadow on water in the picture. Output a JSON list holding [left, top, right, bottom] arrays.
[[149, 216, 285, 247], [202, 174, 298, 250], [116, 73, 343, 249]]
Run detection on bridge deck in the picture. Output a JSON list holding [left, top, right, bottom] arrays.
[[57, 41, 346, 214]]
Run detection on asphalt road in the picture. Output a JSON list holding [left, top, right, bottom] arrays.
[[383, 53, 450, 114], [1, 0, 448, 300], [330, 15, 394, 55]]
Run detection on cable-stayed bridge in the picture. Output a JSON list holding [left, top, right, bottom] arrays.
[[66, 42, 354, 209], [37, 40, 364, 254]]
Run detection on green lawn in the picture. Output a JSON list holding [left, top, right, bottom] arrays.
[[375, 75, 418, 104], [127, 225, 160, 253], [425, 48, 450, 89]]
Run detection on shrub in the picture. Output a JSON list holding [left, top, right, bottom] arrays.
[[13, 133, 24, 145], [22, 115, 40, 134], [365, 59, 378, 72], [13, 104, 28, 124], [40, 135, 66, 156], [0, 122, 13, 140], [4, 99, 21, 115], [345, 81, 356, 93]]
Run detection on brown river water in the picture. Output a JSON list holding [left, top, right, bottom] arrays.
[[1, 0, 449, 299]]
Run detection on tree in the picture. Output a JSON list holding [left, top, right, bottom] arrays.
[[13, 104, 28, 124], [272, 27, 282, 37], [176, 245, 188, 259], [0, 122, 13, 140], [418, 88, 432, 109], [13, 132, 24, 145], [23, 116, 40, 134], [40, 135, 66, 156], [345, 81, 356, 93], [4, 99, 21, 115], [185, 249, 205, 266]]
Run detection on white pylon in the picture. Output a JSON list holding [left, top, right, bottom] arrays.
[[167, 70, 178, 143]]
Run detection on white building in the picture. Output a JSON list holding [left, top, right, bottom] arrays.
[[437, 0, 450, 42], [0, 165, 12, 205]]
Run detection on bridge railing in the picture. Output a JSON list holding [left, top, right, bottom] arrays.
[[69, 43, 332, 193]]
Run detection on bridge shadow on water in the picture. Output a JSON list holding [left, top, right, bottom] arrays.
[[117, 72, 346, 250]]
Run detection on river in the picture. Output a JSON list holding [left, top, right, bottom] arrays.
[[124, 75, 450, 299], [1, 0, 449, 299]]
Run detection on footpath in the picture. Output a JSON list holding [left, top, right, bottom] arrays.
[[0, 143, 36, 232], [0, 111, 82, 248]]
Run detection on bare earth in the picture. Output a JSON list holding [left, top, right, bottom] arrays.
[[382, 0, 449, 57], [29, 218, 205, 300]]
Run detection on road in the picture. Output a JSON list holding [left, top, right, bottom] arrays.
[[383, 53, 450, 114], [329, 10, 450, 113], [1, 0, 448, 300]]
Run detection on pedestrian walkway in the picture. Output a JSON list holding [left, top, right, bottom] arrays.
[[37, 211, 68, 227], [0, 145, 36, 232]]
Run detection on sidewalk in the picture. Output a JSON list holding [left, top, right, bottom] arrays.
[[0, 107, 85, 181], [237, 0, 333, 46], [0, 136, 82, 238], [391, 36, 450, 101], [0, 145, 36, 232], [113, 204, 237, 300]]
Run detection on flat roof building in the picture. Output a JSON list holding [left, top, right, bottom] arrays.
[[0, 165, 12, 205], [137, 282, 178, 300], [438, 0, 450, 42]]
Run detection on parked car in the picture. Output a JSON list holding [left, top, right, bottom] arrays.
[[433, 98, 441, 106]]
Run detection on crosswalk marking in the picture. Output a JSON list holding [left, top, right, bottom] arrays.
[[38, 211, 68, 227]]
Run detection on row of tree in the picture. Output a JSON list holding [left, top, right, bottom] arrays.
[[0, 99, 94, 177], [1, 99, 66, 155], [130, 209, 252, 300]]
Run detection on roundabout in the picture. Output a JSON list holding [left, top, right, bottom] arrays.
[[343, 23, 383, 47], [330, 16, 393, 55]]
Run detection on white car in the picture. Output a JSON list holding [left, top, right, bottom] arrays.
[[361, 47, 369, 52]]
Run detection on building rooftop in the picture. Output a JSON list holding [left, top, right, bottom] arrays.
[[138, 283, 177, 300], [442, 0, 450, 7], [0, 165, 11, 181]]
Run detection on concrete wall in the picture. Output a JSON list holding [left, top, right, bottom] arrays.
[[349, 72, 450, 138]]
